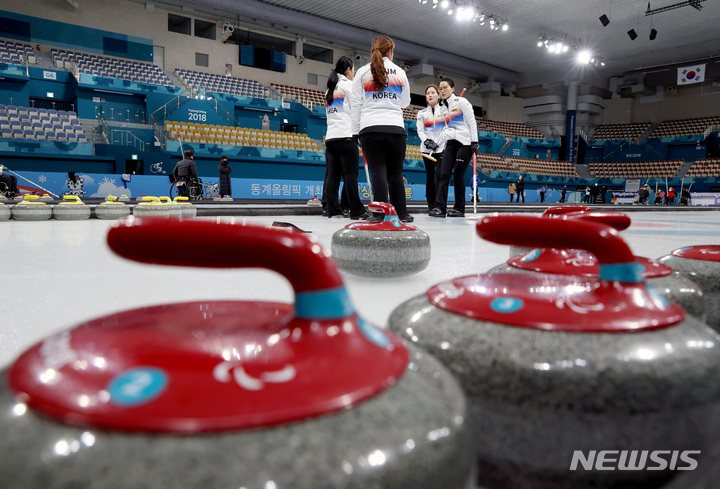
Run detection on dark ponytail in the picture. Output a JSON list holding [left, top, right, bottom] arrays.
[[326, 56, 354, 105], [370, 35, 395, 90]]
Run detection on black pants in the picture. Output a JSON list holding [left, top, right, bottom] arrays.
[[324, 138, 366, 217], [540, 192, 546, 203], [176, 177, 188, 197], [517, 188, 526, 203], [359, 132, 408, 218], [435, 140, 472, 213], [423, 152, 442, 211]]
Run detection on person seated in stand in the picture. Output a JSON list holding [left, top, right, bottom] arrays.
[[173, 150, 198, 197]]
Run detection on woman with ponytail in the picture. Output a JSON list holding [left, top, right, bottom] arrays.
[[349, 35, 413, 222], [322, 56, 368, 219]]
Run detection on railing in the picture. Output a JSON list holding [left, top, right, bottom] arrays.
[[705, 125, 719, 139], [97, 112, 110, 144], [109, 128, 146, 152], [149, 95, 183, 126]]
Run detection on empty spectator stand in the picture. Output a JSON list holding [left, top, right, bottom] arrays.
[[650, 116, 720, 138], [592, 122, 651, 141], [0, 105, 87, 142], [477, 119, 545, 139], [685, 158, 720, 178], [588, 160, 684, 178], [165, 121, 322, 151], [49, 48, 173, 86], [0, 39, 35, 65], [403, 105, 424, 121], [506, 157, 576, 177], [476, 153, 518, 173], [270, 84, 325, 109], [177, 69, 268, 98]]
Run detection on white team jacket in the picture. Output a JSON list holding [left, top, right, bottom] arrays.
[[416, 104, 448, 153], [324, 74, 352, 141], [349, 57, 410, 135], [442, 93, 478, 145]]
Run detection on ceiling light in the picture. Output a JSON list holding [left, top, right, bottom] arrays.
[[577, 50, 591, 64], [502, 22, 509, 31], [441, 0, 449, 8]]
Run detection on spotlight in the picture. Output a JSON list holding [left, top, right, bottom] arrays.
[[440, 0, 449, 8], [577, 51, 591, 64], [650, 28, 657, 40], [502, 22, 509, 31], [220, 21, 234, 43], [599, 14, 610, 26], [627, 29, 637, 40], [537, 40, 543, 47]]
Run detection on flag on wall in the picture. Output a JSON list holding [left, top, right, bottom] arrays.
[[677, 64, 706, 85]]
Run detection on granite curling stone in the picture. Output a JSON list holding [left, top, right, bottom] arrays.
[[11, 195, 52, 221], [53, 195, 91, 220], [173, 196, 197, 218], [508, 205, 590, 258], [94, 195, 131, 220], [158, 196, 184, 218], [118, 194, 131, 202], [389, 214, 720, 489], [132, 196, 170, 218], [491, 210, 705, 320], [0, 217, 471, 489], [331, 201, 430, 277], [0, 202, 11, 220], [658, 245, 720, 332]]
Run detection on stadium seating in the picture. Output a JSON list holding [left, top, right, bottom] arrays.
[[0, 39, 35, 65], [477, 119, 545, 139], [506, 157, 576, 177], [0, 105, 85, 141], [592, 122, 651, 141], [650, 116, 720, 138], [166, 122, 322, 151], [270, 83, 326, 109], [588, 160, 683, 178], [174, 69, 267, 98], [685, 158, 720, 177], [50, 48, 173, 86]]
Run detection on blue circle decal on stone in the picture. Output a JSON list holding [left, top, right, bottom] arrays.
[[108, 367, 168, 407], [392, 221, 402, 228], [522, 249, 541, 262], [491, 297, 524, 313], [358, 317, 390, 347]]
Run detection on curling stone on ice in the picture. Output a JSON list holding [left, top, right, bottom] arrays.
[[158, 196, 184, 218], [132, 196, 170, 218], [11, 195, 52, 221], [331, 201, 430, 277], [53, 195, 91, 220], [94, 195, 131, 220], [509, 205, 590, 258], [39, 193, 54, 201], [118, 194, 131, 202], [307, 195, 321, 206], [0, 218, 471, 489], [173, 196, 197, 218], [492, 210, 705, 320], [0, 202, 11, 220], [659, 245, 720, 331], [389, 215, 720, 489]]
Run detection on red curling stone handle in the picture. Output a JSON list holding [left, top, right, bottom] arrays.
[[478, 215, 639, 280], [367, 201, 397, 217], [108, 217, 344, 294], [562, 211, 631, 231], [542, 205, 590, 217]]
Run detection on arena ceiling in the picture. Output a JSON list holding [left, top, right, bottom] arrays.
[[143, 0, 720, 88]]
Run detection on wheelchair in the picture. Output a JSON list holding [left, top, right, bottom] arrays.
[[170, 177, 204, 201], [0, 177, 18, 199]]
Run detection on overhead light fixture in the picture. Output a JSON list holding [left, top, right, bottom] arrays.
[[599, 14, 610, 26], [440, 0, 449, 8], [577, 51, 592, 64]]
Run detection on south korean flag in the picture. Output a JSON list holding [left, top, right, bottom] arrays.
[[677, 64, 706, 85]]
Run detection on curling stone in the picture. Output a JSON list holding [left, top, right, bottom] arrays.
[[0, 202, 11, 220], [132, 196, 170, 218], [94, 195, 131, 220], [213, 195, 233, 201], [389, 215, 720, 489], [509, 206, 590, 257], [658, 245, 720, 331], [39, 193, 54, 201], [492, 211, 705, 320], [53, 195, 91, 220], [11, 195, 52, 221], [158, 196, 184, 218], [173, 196, 197, 218], [1, 218, 471, 489], [331, 201, 430, 277], [307, 195, 321, 206], [118, 194, 131, 202]]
